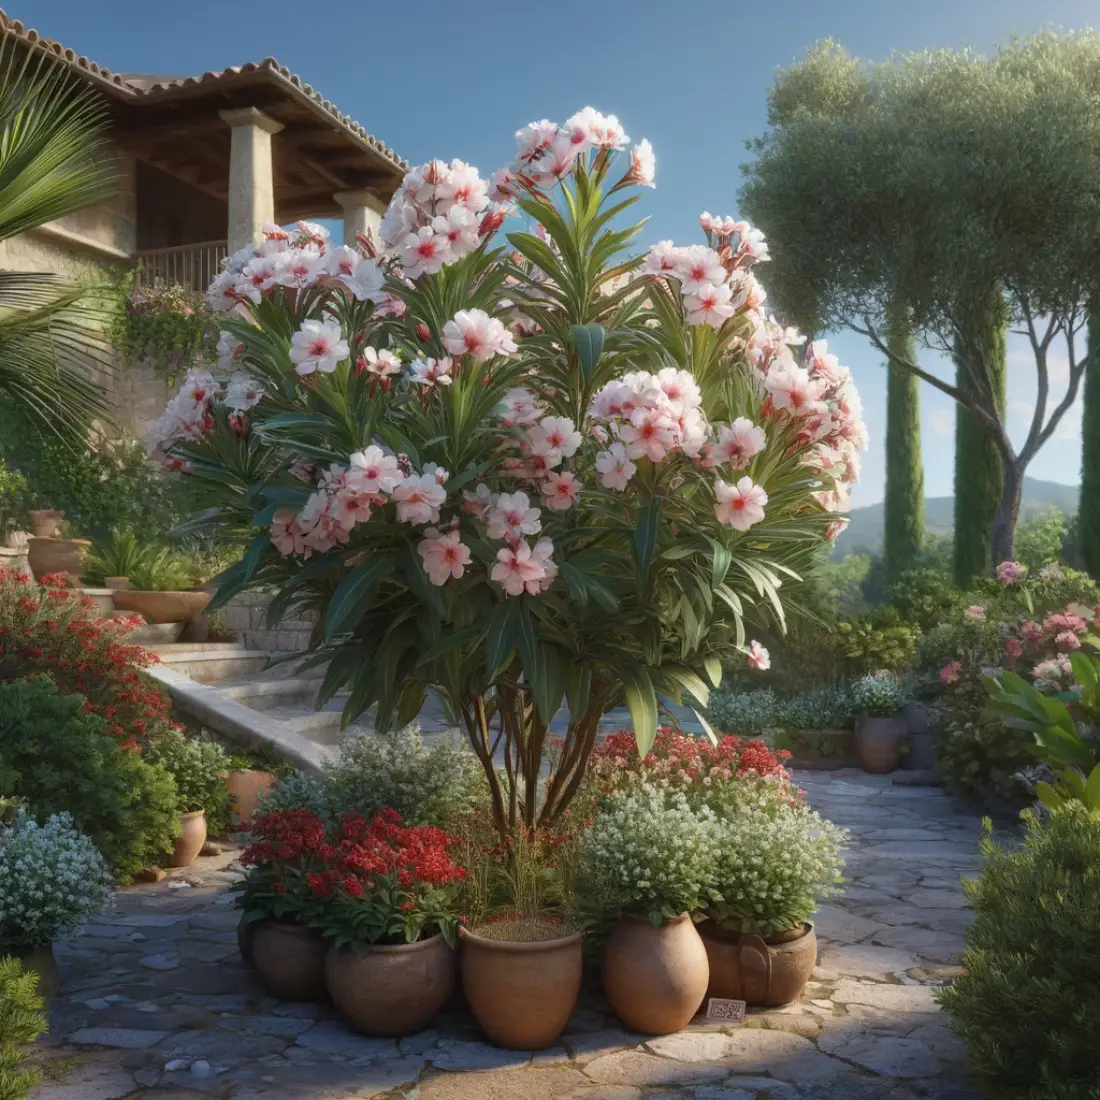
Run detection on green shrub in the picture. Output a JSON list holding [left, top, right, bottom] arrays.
[[706, 689, 778, 736], [0, 677, 179, 881], [0, 461, 30, 541], [147, 730, 232, 836], [0, 956, 46, 1100], [938, 806, 1100, 1099], [850, 673, 906, 716], [84, 528, 198, 591], [836, 610, 920, 673], [707, 686, 853, 737], [780, 684, 854, 730]]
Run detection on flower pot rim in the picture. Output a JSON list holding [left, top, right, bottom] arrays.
[[700, 919, 815, 944], [619, 910, 694, 927], [330, 930, 449, 955], [459, 923, 584, 952], [180, 809, 206, 821]]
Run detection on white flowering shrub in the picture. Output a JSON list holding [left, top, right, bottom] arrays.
[[580, 784, 719, 923], [851, 672, 906, 717], [707, 791, 847, 937], [0, 812, 112, 949], [151, 107, 865, 835]]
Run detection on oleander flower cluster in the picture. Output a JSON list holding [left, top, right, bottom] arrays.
[[0, 812, 113, 948]]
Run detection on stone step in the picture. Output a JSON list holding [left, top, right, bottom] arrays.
[[148, 642, 252, 657], [151, 646, 272, 684], [216, 677, 322, 710]]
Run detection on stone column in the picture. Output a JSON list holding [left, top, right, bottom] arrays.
[[219, 107, 284, 253], [334, 189, 386, 248]]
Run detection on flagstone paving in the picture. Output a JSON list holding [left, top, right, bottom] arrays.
[[29, 771, 995, 1100]]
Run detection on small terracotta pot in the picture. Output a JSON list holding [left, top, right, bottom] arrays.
[[238, 913, 259, 967], [325, 934, 455, 1035], [28, 509, 63, 539], [253, 921, 328, 1000], [27, 537, 90, 584], [105, 576, 131, 591], [700, 921, 817, 1007], [111, 589, 212, 624], [225, 770, 276, 826], [857, 714, 905, 773], [169, 810, 207, 868], [459, 924, 583, 1049], [602, 912, 709, 1034], [15, 943, 59, 1004]]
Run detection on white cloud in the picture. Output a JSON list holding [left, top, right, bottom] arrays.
[[930, 408, 953, 436]]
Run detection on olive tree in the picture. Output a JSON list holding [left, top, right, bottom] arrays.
[[741, 35, 1100, 569]]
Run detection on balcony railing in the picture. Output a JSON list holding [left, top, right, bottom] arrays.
[[133, 240, 228, 294]]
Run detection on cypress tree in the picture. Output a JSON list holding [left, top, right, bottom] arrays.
[[953, 298, 1006, 587], [883, 310, 925, 575], [1081, 314, 1100, 580]]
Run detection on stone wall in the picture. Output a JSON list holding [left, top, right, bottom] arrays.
[[224, 589, 317, 652]]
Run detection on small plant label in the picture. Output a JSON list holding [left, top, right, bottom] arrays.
[[705, 997, 746, 1024]]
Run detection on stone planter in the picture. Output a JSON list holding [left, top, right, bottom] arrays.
[[15, 943, 59, 1005], [112, 589, 212, 624], [28, 509, 63, 538], [856, 714, 905, 773], [0, 545, 28, 574], [901, 703, 937, 770], [325, 935, 455, 1036], [27, 537, 90, 584], [252, 920, 328, 1001], [225, 770, 276, 826], [169, 810, 207, 868], [699, 921, 817, 1007], [459, 923, 583, 1049], [602, 912, 708, 1034]]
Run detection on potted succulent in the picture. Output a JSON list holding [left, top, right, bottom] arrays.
[[235, 808, 332, 999], [581, 784, 716, 1034], [700, 795, 847, 1005], [0, 811, 113, 1002], [457, 817, 583, 1050], [316, 810, 462, 1037], [147, 730, 232, 866], [851, 673, 908, 773]]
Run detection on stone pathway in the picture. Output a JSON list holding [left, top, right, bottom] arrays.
[[29, 771, 990, 1100]]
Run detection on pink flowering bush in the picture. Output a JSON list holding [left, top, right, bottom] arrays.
[[149, 109, 865, 837]]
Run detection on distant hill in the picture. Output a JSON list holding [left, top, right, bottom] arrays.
[[833, 477, 1080, 558]]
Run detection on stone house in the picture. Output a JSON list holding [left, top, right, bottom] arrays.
[[0, 9, 406, 431]]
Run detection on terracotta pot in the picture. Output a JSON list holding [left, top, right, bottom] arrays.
[[27, 537, 90, 584], [252, 921, 328, 1000], [111, 589, 212, 624], [28, 509, 63, 539], [238, 913, 259, 967], [459, 924, 583, 1049], [857, 714, 905, 773], [104, 576, 131, 591], [15, 943, 59, 1004], [700, 921, 817, 1007], [225, 770, 276, 826], [169, 810, 207, 868], [325, 934, 455, 1035], [602, 912, 709, 1034]]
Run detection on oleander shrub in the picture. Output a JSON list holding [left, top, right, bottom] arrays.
[[0, 676, 179, 881], [938, 806, 1100, 1099], [0, 956, 47, 1100]]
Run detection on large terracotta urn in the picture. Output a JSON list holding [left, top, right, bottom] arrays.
[[700, 921, 817, 1007], [225, 770, 276, 826], [28, 509, 63, 538], [856, 715, 905, 773], [168, 810, 207, 868], [112, 589, 211, 624], [252, 921, 328, 1000], [602, 912, 709, 1034], [459, 923, 583, 1049], [325, 935, 455, 1035], [27, 537, 89, 584]]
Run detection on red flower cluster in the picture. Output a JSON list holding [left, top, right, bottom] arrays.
[[593, 726, 790, 779], [0, 568, 174, 746]]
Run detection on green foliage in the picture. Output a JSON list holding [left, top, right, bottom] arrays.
[[1080, 313, 1100, 581], [883, 312, 924, 575], [1014, 507, 1068, 571], [0, 676, 179, 881], [882, 566, 960, 633], [706, 689, 778, 736], [0, 461, 30, 539], [851, 673, 906, 716], [146, 730, 232, 835], [835, 610, 919, 673], [84, 528, 199, 591], [937, 806, 1100, 1099], [0, 956, 46, 1100], [707, 685, 854, 736]]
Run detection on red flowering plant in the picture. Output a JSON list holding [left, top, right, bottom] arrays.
[[0, 567, 174, 748], [308, 809, 466, 951]]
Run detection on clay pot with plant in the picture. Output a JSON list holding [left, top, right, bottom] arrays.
[[851, 673, 907, 774], [456, 819, 583, 1049]]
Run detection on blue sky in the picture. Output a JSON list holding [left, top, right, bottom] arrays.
[[22, 0, 1099, 506]]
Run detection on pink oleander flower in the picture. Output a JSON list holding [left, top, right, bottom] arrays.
[[491, 541, 550, 597], [940, 661, 961, 686], [714, 476, 768, 531], [540, 471, 583, 512], [418, 529, 472, 585], [401, 225, 449, 279], [331, 487, 376, 531], [964, 605, 987, 622], [764, 363, 825, 417], [747, 640, 770, 671], [595, 442, 637, 491], [270, 508, 305, 557], [565, 106, 629, 151], [409, 356, 454, 387], [461, 483, 494, 520], [223, 373, 264, 412], [358, 346, 402, 378], [1019, 619, 1044, 643], [624, 139, 655, 187], [684, 281, 736, 328], [704, 418, 766, 470], [1054, 630, 1082, 651], [442, 309, 518, 361], [676, 246, 727, 295], [392, 473, 447, 525], [825, 519, 849, 543], [347, 446, 403, 496], [501, 387, 542, 427], [619, 407, 678, 462], [996, 560, 1027, 585], [289, 319, 348, 376], [529, 416, 582, 460], [1004, 638, 1024, 661], [486, 492, 541, 542]]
